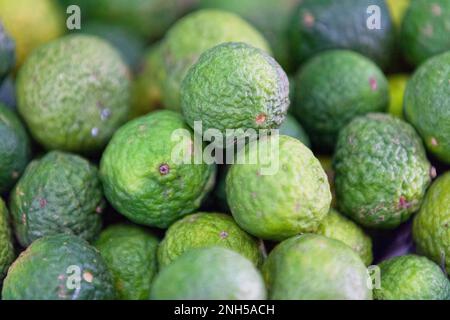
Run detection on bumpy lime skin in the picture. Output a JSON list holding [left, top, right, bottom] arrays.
[[292, 50, 389, 150], [9, 151, 104, 247], [151, 247, 266, 300], [182, 42, 289, 147], [400, 0, 450, 66], [158, 212, 263, 268], [317, 209, 373, 266], [160, 9, 271, 111], [404, 51, 450, 163], [226, 135, 331, 241], [374, 255, 450, 300], [2, 234, 116, 300], [333, 113, 432, 229], [262, 234, 372, 300], [17, 34, 130, 153], [288, 0, 395, 70], [413, 172, 450, 274], [95, 224, 159, 300], [100, 110, 215, 228], [0, 198, 14, 280], [279, 114, 310, 148], [0, 104, 31, 194]]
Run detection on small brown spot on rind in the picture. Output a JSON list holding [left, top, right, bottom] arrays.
[[422, 24, 433, 37], [219, 231, 229, 239], [83, 271, 93, 283], [369, 77, 378, 91], [431, 137, 438, 146], [431, 3, 442, 16], [95, 206, 103, 214], [302, 12, 315, 27], [11, 171, 19, 179], [398, 196, 411, 209], [430, 166, 437, 179], [255, 113, 266, 125], [159, 164, 170, 175], [39, 198, 47, 209]]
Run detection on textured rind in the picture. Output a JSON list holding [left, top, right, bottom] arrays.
[[278, 114, 310, 148], [182, 42, 289, 145], [158, 212, 263, 268], [226, 135, 331, 241], [0, 22, 15, 81], [2, 234, 116, 300], [374, 255, 450, 300], [78, 22, 145, 72], [333, 113, 431, 229], [404, 52, 450, 163], [0, 0, 64, 67], [199, 0, 300, 71], [0, 198, 14, 280], [317, 209, 373, 266], [262, 234, 372, 300], [413, 172, 450, 274], [0, 104, 31, 193], [95, 224, 159, 300], [10, 151, 104, 247], [292, 50, 389, 150], [17, 34, 130, 153], [151, 247, 266, 300], [160, 9, 271, 111], [387, 74, 409, 119], [400, 0, 450, 66], [100, 110, 215, 228], [289, 0, 396, 69]]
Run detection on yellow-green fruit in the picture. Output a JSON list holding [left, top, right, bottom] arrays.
[[388, 74, 409, 118], [129, 43, 165, 119], [374, 254, 450, 300], [0, 0, 64, 68], [227, 135, 331, 241], [317, 209, 373, 265], [158, 212, 264, 268], [318, 156, 336, 208], [0, 198, 14, 281], [387, 0, 411, 28], [413, 172, 450, 274], [160, 9, 271, 111]]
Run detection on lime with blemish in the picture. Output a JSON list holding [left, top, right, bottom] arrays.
[[9, 151, 104, 247], [226, 135, 331, 241], [291, 50, 389, 151], [333, 113, 432, 229], [2, 234, 116, 300], [158, 212, 264, 268], [181, 42, 289, 148], [100, 110, 215, 228]]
